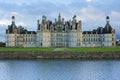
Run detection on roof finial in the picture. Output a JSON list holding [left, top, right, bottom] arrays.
[[12, 16, 15, 19], [12, 16, 15, 23], [106, 16, 109, 19], [106, 16, 110, 23]]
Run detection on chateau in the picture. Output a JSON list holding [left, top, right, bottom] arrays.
[[6, 14, 116, 47]]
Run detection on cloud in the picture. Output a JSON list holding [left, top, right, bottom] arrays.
[[110, 11, 120, 34], [0, 19, 9, 26], [68, 6, 106, 31], [80, 6, 105, 22], [89, 0, 120, 14], [111, 11, 120, 25], [0, 0, 120, 41], [86, 0, 92, 2], [0, 11, 24, 26], [0, 25, 7, 42]]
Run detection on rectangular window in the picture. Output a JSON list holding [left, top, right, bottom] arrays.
[[112, 34, 114, 36], [103, 38, 105, 41], [112, 38, 114, 41], [112, 43, 114, 46]]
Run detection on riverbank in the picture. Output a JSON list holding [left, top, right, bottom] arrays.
[[0, 47, 120, 59], [0, 51, 120, 60]]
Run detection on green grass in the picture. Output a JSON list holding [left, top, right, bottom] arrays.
[[0, 47, 120, 52], [64, 47, 120, 52], [0, 47, 54, 52]]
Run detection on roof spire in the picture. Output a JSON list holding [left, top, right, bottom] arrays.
[[59, 13, 61, 17], [58, 13, 61, 21]]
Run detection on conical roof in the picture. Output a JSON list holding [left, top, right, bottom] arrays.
[[103, 16, 113, 33]]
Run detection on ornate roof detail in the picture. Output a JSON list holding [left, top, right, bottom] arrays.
[[104, 16, 112, 33], [37, 14, 82, 32]]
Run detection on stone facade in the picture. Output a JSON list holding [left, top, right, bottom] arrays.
[[6, 14, 116, 47], [6, 16, 36, 47]]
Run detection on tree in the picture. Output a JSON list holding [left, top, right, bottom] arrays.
[[0, 42, 5, 47]]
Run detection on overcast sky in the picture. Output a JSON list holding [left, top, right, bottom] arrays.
[[0, 0, 120, 41]]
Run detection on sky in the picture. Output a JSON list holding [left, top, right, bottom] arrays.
[[0, 0, 120, 41]]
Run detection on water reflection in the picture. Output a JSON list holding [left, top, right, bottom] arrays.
[[0, 60, 120, 80]]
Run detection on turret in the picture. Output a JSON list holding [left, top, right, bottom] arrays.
[[42, 15, 47, 23], [62, 18, 64, 24], [42, 15, 47, 30], [7, 16, 17, 33], [37, 19, 40, 30], [72, 15, 76, 30], [77, 20, 82, 31], [11, 16, 17, 29], [104, 16, 112, 33]]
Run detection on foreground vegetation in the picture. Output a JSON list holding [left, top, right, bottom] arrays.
[[0, 47, 120, 52]]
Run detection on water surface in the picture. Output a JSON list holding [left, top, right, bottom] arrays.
[[0, 60, 120, 80]]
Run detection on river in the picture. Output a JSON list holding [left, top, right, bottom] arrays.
[[0, 60, 120, 80]]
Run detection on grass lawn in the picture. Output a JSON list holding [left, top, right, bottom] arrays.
[[0, 47, 120, 52], [64, 47, 120, 52], [0, 47, 54, 52]]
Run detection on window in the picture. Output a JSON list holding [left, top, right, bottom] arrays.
[[98, 38, 100, 41], [112, 43, 114, 46], [96, 38, 97, 42], [103, 38, 105, 41], [94, 38, 95, 42], [102, 44, 104, 47], [41, 43, 42, 46], [112, 34, 114, 36], [112, 38, 114, 41]]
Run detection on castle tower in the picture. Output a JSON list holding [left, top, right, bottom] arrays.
[[6, 16, 18, 47], [37, 19, 40, 30], [101, 16, 116, 47], [36, 15, 51, 47], [72, 15, 76, 30]]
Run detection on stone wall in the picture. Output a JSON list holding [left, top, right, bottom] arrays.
[[0, 52, 120, 59]]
